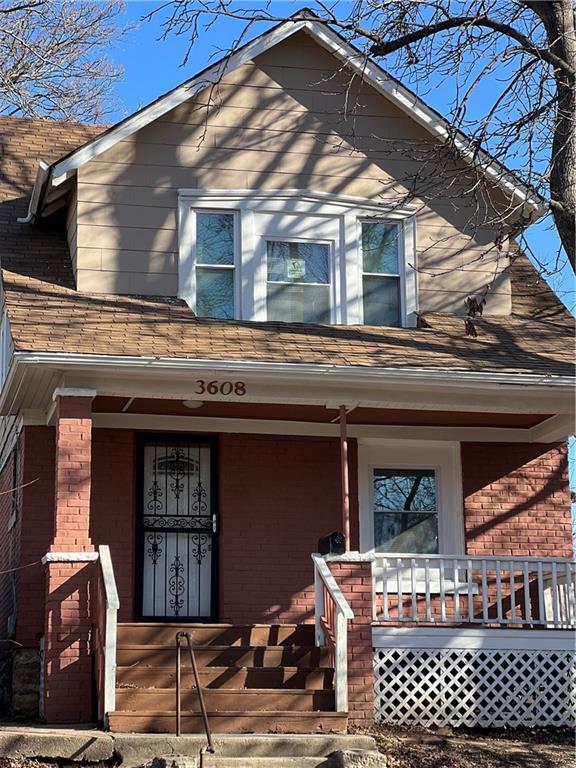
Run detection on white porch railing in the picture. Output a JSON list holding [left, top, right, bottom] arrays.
[[94, 545, 120, 725], [312, 554, 354, 712], [373, 553, 576, 629]]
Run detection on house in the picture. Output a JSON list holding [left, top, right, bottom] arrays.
[[0, 15, 574, 734]]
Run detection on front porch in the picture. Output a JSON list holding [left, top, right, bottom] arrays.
[[89, 546, 576, 734], [3, 363, 574, 732]]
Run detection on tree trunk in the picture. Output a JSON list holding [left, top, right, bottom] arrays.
[[528, 0, 576, 270]]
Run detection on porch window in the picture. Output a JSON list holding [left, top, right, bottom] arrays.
[[195, 212, 235, 319], [361, 222, 401, 327], [373, 468, 438, 554], [266, 240, 331, 323]]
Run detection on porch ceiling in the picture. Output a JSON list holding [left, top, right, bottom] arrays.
[[92, 396, 550, 429]]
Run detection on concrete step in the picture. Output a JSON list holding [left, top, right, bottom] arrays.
[[116, 645, 332, 669], [149, 751, 386, 767], [117, 665, 334, 690], [113, 733, 376, 763], [117, 623, 315, 647], [108, 709, 348, 734], [157, 757, 338, 767], [115, 687, 335, 712]]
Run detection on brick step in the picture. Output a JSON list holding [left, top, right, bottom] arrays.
[[117, 623, 315, 647], [116, 665, 334, 690], [115, 687, 335, 712], [107, 710, 348, 734], [116, 645, 332, 669]]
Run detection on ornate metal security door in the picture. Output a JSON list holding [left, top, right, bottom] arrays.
[[138, 437, 217, 620]]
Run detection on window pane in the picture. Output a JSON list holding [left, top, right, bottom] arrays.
[[267, 241, 330, 284], [362, 222, 399, 274], [197, 212, 234, 265], [363, 276, 400, 326], [267, 283, 330, 323], [374, 511, 438, 554], [196, 267, 234, 319], [373, 469, 436, 512]]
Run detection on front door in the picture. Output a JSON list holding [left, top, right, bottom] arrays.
[[138, 436, 217, 620]]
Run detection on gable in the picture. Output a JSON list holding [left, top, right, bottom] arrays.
[[72, 31, 513, 315], [44, 17, 542, 216]]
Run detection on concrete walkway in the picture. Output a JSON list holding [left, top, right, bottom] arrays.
[[0, 725, 380, 767]]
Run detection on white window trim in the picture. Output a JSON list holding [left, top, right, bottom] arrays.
[[358, 438, 464, 556], [358, 439, 465, 594], [358, 217, 407, 326], [178, 189, 418, 326], [261, 234, 337, 324]]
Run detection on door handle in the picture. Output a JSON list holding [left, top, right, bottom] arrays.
[[212, 513, 217, 534]]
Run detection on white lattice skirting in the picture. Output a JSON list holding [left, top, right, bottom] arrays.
[[373, 630, 575, 728]]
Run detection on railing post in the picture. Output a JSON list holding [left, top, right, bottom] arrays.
[[98, 545, 119, 726], [334, 609, 348, 711], [314, 556, 325, 647]]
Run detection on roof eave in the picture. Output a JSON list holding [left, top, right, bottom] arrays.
[[27, 16, 545, 219]]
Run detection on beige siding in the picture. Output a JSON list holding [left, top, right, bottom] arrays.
[[76, 31, 513, 314], [66, 187, 78, 279]]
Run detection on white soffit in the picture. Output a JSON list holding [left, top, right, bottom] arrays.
[[39, 17, 543, 213]]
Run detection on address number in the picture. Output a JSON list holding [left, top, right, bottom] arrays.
[[195, 380, 247, 397]]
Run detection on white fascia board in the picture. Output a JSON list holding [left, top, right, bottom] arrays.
[[12, 350, 575, 391], [50, 19, 308, 180], [372, 626, 575, 652], [40, 18, 542, 216]]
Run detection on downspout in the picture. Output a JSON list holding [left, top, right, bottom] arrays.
[[17, 160, 50, 223]]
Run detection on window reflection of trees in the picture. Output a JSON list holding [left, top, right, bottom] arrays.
[[373, 469, 438, 551]]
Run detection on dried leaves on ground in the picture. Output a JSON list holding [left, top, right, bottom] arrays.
[[369, 725, 576, 768]]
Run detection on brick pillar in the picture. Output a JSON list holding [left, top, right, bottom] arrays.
[[43, 393, 96, 723], [329, 560, 374, 728]]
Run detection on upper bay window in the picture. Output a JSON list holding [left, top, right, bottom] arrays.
[[195, 212, 236, 319], [178, 190, 416, 326], [266, 240, 332, 324], [361, 221, 401, 327]]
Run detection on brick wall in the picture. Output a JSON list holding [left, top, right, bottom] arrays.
[[328, 560, 374, 728], [0, 448, 17, 642], [16, 427, 55, 647], [462, 442, 573, 558], [219, 434, 358, 623], [0, 441, 19, 715], [90, 428, 135, 622]]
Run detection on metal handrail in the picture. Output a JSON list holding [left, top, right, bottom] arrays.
[[176, 631, 215, 763]]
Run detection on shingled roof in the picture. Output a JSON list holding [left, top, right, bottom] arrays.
[[0, 116, 574, 377]]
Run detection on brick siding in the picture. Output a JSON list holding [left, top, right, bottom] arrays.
[[462, 442, 573, 558], [328, 560, 373, 728], [90, 428, 135, 622], [219, 434, 359, 623], [43, 396, 94, 722], [16, 427, 55, 647], [0, 447, 18, 643]]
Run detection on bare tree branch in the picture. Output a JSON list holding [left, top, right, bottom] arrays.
[[151, 1, 575, 273], [0, 0, 126, 122], [368, 14, 574, 76]]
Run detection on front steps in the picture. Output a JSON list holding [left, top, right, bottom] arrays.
[[110, 623, 347, 734]]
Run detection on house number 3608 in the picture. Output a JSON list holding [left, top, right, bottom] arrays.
[[194, 380, 247, 396]]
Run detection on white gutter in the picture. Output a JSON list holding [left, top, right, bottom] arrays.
[[17, 160, 50, 224], [12, 351, 574, 390]]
